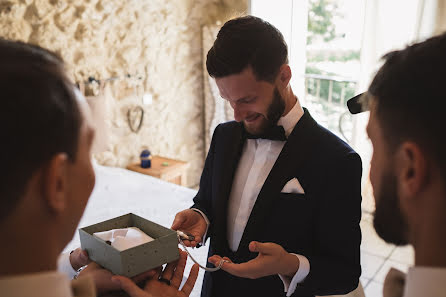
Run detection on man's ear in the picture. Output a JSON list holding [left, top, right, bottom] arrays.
[[277, 64, 292, 88], [43, 153, 69, 214], [395, 142, 428, 201]]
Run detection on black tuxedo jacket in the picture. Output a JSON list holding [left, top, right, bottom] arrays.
[[192, 109, 362, 297]]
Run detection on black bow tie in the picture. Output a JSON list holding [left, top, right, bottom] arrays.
[[243, 125, 287, 141]]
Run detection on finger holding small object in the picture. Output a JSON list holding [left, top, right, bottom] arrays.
[[208, 255, 230, 267], [180, 239, 194, 247], [208, 255, 223, 266], [177, 230, 195, 241], [178, 237, 200, 248]]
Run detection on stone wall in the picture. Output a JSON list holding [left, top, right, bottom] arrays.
[[0, 0, 248, 186]]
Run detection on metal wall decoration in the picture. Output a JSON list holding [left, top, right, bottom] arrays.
[[127, 105, 144, 133]]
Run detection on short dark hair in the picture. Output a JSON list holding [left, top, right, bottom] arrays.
[[206, 15, 288, 82], [368, 33, 446, 177], [0, 39, 82, 221]]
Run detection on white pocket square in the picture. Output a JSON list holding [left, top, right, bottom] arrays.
[[281, 178, 305, 194]]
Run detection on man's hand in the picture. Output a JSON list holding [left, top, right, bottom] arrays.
[[208, 241, 300, 279], [171, 209, 207, 247], [70, 248, 91, 271], [78, 262, 156, 295], [112, 250, 199, 297]]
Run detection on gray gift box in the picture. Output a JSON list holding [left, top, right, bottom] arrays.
[[79, 213, 179, 277]]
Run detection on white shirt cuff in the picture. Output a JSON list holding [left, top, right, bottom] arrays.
[[278, 254, 310, 297], [191, 208, 210, 246], [57, 252, 78, 279]]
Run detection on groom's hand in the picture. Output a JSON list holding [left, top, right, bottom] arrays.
[[208, 241, 300, 279], [171, 209, 207, 247]]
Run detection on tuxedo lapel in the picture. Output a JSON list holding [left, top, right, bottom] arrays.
[[213, 122, 245, 253], [237, 109, 318, 253]]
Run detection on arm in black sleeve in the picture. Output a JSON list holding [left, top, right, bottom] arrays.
[[190, 124, 221, 241]]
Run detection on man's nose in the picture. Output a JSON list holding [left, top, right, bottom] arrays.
[[232, 104, 245, 122]]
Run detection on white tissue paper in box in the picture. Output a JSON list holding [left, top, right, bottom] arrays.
[[94, 227, 154, 251]]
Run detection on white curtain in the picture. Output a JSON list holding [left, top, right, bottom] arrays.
[[356, 0, 440, 94], [434, 0, 446, 34], [250, 0, 309, 101], [202, 25, 234, 152], [352, 0, 446, 212]]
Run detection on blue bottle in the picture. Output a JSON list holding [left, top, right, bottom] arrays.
[[140, 149, 152, 168]]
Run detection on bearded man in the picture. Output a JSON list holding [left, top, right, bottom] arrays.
[[172, 16, 362, 297], [348, 32, 446, 297]]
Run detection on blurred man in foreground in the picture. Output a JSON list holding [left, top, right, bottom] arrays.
[[347, 32, 446, 297], [0, 38, 198, 297]]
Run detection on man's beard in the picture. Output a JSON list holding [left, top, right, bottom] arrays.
[[373, 170, 409, 246], [244, 87, 285, 134], [266, 87, 286, 125]]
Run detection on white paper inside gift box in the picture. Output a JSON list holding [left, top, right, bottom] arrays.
[[79, 213, 179, 277], [93, 227, 154, 251]]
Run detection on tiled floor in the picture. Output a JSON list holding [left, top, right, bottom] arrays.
[[360, 212, 414, 297]]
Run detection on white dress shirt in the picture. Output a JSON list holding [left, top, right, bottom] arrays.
[[403, 266, 446, 297], [196, 99, 310, 296], [227, 99, 304, 251]]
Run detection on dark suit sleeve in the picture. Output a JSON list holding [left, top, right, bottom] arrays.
[[190, 124, 220, 241], [293, 152, 362, 296]]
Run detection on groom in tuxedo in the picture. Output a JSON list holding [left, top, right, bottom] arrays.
[[172, 16, 362, 297], [347, 33, 446, 297]]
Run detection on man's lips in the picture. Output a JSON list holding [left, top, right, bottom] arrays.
[[245, 114, 260, 123]]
